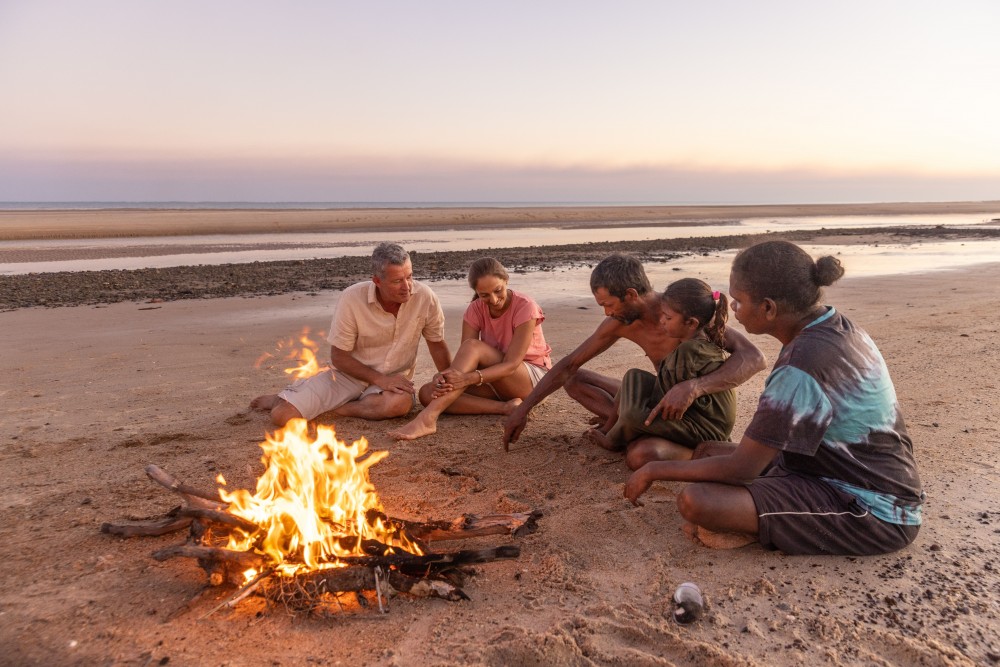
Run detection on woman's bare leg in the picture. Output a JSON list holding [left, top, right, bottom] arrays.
[[389, 340, 508, 440], [677, 482, 758, 549]]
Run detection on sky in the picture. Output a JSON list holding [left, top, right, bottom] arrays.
[[1, 1, 998, 204]]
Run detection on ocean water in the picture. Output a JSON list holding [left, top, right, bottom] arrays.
[[1, 211, 998, 277]]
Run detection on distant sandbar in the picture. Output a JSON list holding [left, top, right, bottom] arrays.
[[2, 201, 999, 241]]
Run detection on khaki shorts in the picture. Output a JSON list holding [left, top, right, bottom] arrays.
[[484, 362, 548, 399], [278, 369, 383, 420], [525, 362, 548, 386]]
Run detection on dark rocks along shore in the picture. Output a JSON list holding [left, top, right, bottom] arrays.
[[2, 226, 997, 310]]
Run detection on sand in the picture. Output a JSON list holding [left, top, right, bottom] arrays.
[[1, 205, 998, 666], [2, 201, 1000, 240]]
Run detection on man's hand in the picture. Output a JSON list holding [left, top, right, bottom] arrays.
[[623, 467, 653, 506], [376, 373, 415, 395], [644, 379, 699, 425], [502, 404, 529, 452]]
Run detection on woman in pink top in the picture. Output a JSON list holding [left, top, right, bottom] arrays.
[[389, 257, 552, 441]]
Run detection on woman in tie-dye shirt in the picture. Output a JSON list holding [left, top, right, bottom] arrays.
[[624, 240, 923, 556]]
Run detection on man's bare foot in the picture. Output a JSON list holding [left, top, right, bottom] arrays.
[[682, 522, 756, 549], [585, 427, 621, 452], [388, 414, 438, 441], [502, 398, 523, 415], [250, 394, 280, 411]]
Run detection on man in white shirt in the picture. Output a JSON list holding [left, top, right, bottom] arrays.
[[251, 242, 452, 427]]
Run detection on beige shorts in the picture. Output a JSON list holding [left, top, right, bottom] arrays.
[[525, 362, 548, 386], [484, 362, 548, 399], [278, 369, 383, 420]]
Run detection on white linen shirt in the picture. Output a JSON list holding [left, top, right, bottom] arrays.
[[326, 280, 445, 379]]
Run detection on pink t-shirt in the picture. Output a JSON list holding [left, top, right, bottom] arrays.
[[463, 290, 552, 369]]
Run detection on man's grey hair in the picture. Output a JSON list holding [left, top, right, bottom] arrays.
[[371, 242, 410, 278]]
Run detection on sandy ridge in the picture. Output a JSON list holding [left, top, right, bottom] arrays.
[[2, 201, 999, 240]]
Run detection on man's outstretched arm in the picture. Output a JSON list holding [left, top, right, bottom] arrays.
[[502, 318, 622, 450]]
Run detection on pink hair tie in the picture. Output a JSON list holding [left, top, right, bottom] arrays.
[[712, 290, 721, 300]]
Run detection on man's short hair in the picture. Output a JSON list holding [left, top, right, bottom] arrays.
[[589, 254, 652, 299], [371, 242, 410, 278]]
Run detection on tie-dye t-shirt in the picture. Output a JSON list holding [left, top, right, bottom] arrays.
[[744, 307, 924, 525]]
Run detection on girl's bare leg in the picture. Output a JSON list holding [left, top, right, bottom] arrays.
[[625, 436, 694, 470]]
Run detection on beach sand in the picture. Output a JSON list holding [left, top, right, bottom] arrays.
[[1, 207, 998, 666]]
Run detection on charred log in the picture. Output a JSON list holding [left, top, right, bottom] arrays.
[[145, 464, 223, 510], [100, 505, 194, 537]]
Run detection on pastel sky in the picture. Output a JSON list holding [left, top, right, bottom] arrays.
[[1, 1, 998, 203]]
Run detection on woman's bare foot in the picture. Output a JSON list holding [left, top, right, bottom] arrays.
[[682, 522, 756, 549], [250, 394, 280, 411], [388, 413, 438, 441]]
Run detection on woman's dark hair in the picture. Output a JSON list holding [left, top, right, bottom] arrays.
[[467, 257, 509, 299], [731, 240, 844, 312], [589, 254, 652, 299], [662, 278, 728, 348]]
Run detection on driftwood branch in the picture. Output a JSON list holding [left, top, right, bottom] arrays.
[[152, 544, 268, 568], [153, 544, 270, 587], [266, 566, 469, 602], [145, 464, 223, 510], [100, 505, 193, 537], [177, 507, 259, 533], [394, 511, 542, 542]]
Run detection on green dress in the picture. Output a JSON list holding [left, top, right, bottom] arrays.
[[605, 338, 736, 450]]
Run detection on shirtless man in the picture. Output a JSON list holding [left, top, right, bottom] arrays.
[[502, 254, 766, 453], [251, 242, 452, 427]]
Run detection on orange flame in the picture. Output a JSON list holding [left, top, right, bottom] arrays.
[[220, 419, 422, 577], [254, 328, 325, 380]]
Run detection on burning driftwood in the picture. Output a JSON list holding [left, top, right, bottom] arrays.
[[102, 420, 540, 614]]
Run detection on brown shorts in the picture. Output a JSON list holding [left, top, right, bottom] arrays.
[[746, 466, 919, 556]]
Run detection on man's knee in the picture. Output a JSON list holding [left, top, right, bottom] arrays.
[[417, 384, 435, 407], [271, 400, 303, 427], [369, 391, 413, 419], [563, 372, 589, 401]]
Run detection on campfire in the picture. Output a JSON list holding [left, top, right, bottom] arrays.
[[103, 419, 539, 614]]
